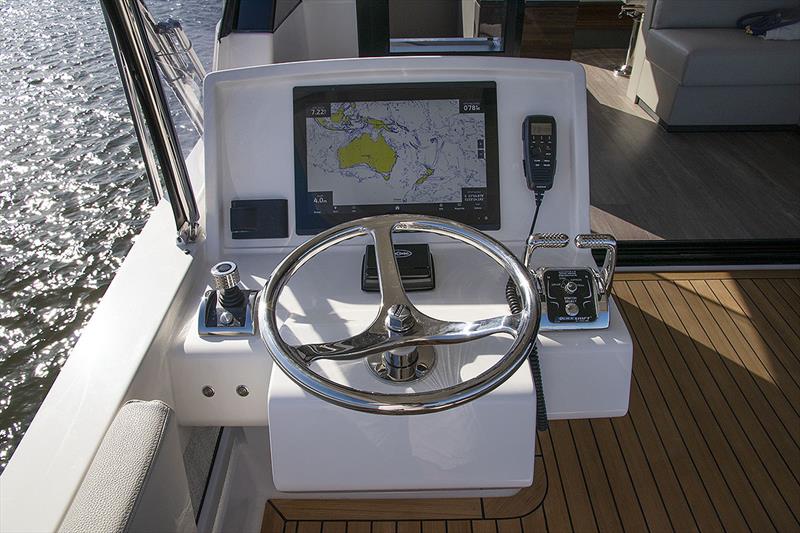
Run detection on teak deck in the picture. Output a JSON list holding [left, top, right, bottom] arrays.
[[262, 271, 800, 532]]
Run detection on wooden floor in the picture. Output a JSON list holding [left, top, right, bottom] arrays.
[[261, 271, 800, 533], [573, 49, 800, 241]]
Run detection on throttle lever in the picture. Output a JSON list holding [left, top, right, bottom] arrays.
[[526, 233, 617, 330], [574, 234, 617, 298], [524, 232, 569, 270]]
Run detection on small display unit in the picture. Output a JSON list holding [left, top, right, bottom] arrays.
[[293, 82, 500, 234]]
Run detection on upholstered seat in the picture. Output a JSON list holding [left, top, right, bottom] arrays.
[[59, 400, 196, 533], [630, 0, 800, 128], [647, 28, 800, 86]]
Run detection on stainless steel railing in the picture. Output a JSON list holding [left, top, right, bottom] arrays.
[[139, 2, 205, 135], [100, 0, 201, 243]]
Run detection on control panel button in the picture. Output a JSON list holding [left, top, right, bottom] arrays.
[[565, 303, 580, 317]]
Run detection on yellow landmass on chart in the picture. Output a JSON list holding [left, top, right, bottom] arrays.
[[415, 167, 434, 185], [338, 133, 397, 180], [367, 118, 387, 130]]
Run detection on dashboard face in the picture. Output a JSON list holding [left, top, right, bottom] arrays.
[[293, 82, 500, 234]]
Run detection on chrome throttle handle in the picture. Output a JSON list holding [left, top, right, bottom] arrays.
[[524, 232, 569, 269], [574, 234, 617, 296]]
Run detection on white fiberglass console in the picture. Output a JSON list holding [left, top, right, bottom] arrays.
[[170, 57, 632, 495]]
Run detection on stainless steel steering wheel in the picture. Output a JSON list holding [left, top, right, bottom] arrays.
[[258, 214, 540, 414]]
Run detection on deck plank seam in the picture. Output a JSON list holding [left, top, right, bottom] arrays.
[[723, 279, 800, 362], [542, 427, 577, 533], [707, 280, 800, 425], [768, 279, 800, 314], [614, 290, 691, 532], [712, 280, 800, 398], [666, 281, 800, 510], [754, 279, 800, 334], [679, 285, 800, 485], [567, 420, 608, 531], [606, 417, 662, 533], [622, 299, 724, 531], [694, 280, 800, 448], [539, 502, 549, 532], [612, 286, 674, 531], [628, 281, 757, 530], [644, 280, 785, 530], [709, 279, 800, 399], [622, 288, 723, 521], [587, 419, 644, 532], [740, 280, 800, 364], [271, 500, 290, 523], [616, 288, 713, 530], [784, 278, 800, 298]]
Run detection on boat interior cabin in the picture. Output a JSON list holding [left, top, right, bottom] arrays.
[[1, 1, 798, 532]]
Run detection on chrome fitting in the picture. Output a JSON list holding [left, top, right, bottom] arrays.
[[211, 261, 240, 291], [386, 304, 415, 332]]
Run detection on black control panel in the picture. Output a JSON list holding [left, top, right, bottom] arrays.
[[230, 199, 288, 239], [522, 115, 556, 192], [361, 243, 435, 292], [542, 268, 597, 323]]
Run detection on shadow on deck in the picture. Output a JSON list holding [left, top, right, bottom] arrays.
[[262, 271, 800, 533]]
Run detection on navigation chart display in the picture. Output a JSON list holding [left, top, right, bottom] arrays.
[[293, 83, 500, 234]]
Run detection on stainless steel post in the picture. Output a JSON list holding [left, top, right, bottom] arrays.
[[614, 6, 644, 78], [100, 0, 201, 243]]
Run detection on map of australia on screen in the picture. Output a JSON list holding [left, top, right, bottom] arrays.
[[306, 99, 487, 206]]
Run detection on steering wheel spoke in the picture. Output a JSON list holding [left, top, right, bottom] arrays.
[[414, 312, 522, 345], [293, 328, 389, 364], [292, 311, 521, 364], [370, 222, 412, 308]]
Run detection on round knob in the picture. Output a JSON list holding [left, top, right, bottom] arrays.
[[386, 304, 415, 332], [211, 261, 240, 290], [565, 303, 580, 317], [564, 281, 578, 294], [219, 310, 234, 326]]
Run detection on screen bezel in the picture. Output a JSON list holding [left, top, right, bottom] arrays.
[[293, 82, 500, 235]]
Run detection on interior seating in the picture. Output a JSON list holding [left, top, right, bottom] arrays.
[[630, 0, 800, 128]]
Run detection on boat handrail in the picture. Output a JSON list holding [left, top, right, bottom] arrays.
[[139, 2, 205, 135], [100, 0, 201, 243]]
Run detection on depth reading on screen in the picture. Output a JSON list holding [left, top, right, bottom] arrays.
[[293, 82, 500, 234]]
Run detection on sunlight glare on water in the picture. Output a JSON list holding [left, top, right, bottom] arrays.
[[0, 0, 220, 472]]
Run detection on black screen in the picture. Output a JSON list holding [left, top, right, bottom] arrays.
[[293, 82, 500, 235]]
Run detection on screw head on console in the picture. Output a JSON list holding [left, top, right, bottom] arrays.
[[211, 261, 240, 290]]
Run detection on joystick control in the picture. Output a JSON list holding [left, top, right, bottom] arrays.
[[199, 260, 257, 336], [211, 261, 245, 309]]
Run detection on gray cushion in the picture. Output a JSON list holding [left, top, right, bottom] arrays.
[[59, 400, 195, 533], [651, 0, 800, 29], [647, 28, 800, 85]]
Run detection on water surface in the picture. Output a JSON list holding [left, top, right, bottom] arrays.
[[0, 0, 220, 472]]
